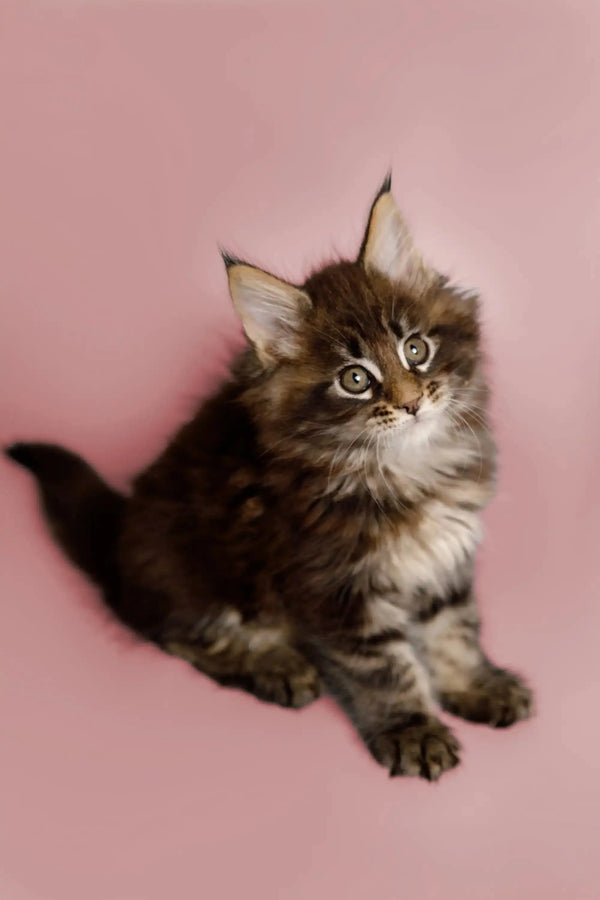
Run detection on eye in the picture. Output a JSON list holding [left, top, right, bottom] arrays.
[[403, 334, 429, 366], [339, 365, 372, 395]]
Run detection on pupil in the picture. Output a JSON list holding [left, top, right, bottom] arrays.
[[353, 372, 360, 382], [411, 345, 418, 354]]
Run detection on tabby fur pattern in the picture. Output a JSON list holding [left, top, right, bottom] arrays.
[[6, 175, 533, 780]]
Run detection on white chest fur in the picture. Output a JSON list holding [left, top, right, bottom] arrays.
[[361, 499, 483, 600]]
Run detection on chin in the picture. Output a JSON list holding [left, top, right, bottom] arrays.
[[381, 411, 447, 458]]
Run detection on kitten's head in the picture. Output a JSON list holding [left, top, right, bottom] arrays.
[[224, 176, 485, 466]]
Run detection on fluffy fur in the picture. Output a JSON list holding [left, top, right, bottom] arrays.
[[6, 176, 532, 780]]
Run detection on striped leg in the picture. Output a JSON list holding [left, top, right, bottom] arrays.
[[306, 598, 460, 781], [419, 589, 533, 728]]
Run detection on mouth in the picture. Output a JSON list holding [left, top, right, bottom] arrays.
[[379, 405, 444, 441]]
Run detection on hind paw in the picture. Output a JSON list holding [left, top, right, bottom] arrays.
[[441, 668, 533, 728]]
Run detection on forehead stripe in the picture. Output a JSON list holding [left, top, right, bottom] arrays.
[[347, 335, 362, 358]]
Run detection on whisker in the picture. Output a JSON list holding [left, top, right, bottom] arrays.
[[446, 400, 489, 429], [444, 408, 485, 482]]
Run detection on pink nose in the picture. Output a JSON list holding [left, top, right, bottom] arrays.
[[400, 398, 420, 416]]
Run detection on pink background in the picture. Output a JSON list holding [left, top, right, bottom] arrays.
[[1, 1, 599, 898]]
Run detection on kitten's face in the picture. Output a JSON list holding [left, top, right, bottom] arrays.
[[260, 264, 482, 461], [226, 178, 485, 464]]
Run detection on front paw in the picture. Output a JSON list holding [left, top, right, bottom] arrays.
[[441, 667, 533, 728], [366, 714, 461, 781]]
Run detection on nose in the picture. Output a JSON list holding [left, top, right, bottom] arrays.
[[385, 371, 422, 415], [400, 397, 421, 416]]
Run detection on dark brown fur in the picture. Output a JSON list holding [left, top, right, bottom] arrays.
[[6, 179, 533, 780]]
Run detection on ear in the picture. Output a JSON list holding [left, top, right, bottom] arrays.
[[359, 174, 437, 294], [223, 253, 311, 363]]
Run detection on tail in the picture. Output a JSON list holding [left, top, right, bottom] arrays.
[[5, 442, 126, 590]]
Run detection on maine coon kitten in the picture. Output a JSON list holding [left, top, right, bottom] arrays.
[[6, 176, 533, 781]]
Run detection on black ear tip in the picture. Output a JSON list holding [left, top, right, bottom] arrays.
[[368, 171, 392, 208], [380, 170, 392, 194], [219, 248, 243, 269]]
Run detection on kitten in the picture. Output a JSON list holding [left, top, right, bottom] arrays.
[[6, 175, 533, 781]]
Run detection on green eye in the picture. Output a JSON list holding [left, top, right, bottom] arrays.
[[403, 335, 429, 365], [339, 365, 372, 395]]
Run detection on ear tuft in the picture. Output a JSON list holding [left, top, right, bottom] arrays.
[[377, 170, 392, 199], [219, 248, 243, 269]]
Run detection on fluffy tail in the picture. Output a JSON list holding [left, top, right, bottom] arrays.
[[5, 442, 126, 590]]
